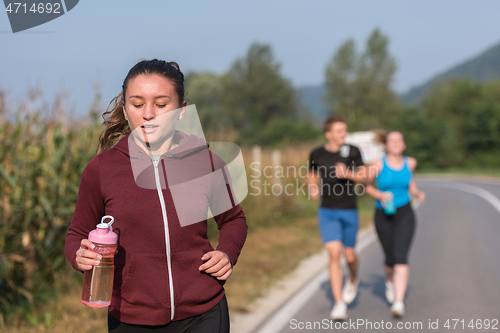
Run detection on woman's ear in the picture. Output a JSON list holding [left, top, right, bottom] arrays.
[[122, 102, 128, 120], [177, 101, 187, 121]]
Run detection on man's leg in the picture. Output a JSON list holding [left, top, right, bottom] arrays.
[[318, 208, 344, 302], [342, 209, 359, 283], [344, 247, 358, 283], [319, 208, 348, 320], [325, 241, 343, 302], [340, 209, 360, 305]]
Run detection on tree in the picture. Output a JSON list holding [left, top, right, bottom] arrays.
[[220, 43, 299, 144], [324, 28, 400, 130], [391, 106, 446, 169], [421, 78, 500, 167], [324, 39, 357, 121], [184, 72, 237, 141]]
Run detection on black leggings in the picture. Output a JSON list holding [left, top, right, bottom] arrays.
[[108, 295, 229, 333], [374, 202, 416, 267]]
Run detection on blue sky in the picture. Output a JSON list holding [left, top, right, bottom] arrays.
[[2, 0, 500, 118]]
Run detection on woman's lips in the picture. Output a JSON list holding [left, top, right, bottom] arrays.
[[141, 125, 159, 134]]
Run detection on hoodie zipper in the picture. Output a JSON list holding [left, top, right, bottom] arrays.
[[152, 159, 175, 321]]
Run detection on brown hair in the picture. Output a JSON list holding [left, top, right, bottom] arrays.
[[323, 115, 346, 133], [96, 59, 185, 154], [372, 129, 403, 145]]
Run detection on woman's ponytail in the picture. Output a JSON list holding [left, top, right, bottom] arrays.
[[96, 93, 130, 154], [372, 129, 387, 145]]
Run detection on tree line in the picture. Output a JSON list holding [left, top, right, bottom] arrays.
[[194, 29, 500, 169]]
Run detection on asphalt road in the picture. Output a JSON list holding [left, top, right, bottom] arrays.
[[255, 179, 500, 333]]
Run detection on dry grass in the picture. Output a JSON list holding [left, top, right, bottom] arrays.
[[3, 284, 108, 333]]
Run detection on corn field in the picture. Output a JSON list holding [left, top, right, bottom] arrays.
[[0, 91, 104, 324]]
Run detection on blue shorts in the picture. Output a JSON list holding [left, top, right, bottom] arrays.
[[318, 207, 359, 248]]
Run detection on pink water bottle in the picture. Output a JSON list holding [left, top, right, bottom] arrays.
[[81, 215, 117, 307]]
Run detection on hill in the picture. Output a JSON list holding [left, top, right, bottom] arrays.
[[299, 40, 500, 114], [401, 40, 500, 104]]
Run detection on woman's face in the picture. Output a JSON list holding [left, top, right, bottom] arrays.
[[123, 74, 186, 151], [385, 131, 406, 156]]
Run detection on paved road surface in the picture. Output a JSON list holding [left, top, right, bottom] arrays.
[[254, 179, 500, 333]]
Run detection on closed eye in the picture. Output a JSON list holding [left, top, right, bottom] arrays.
[[157, 104, 166, 108]]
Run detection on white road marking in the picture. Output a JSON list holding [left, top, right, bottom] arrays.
[[425, 181, 500, 215]]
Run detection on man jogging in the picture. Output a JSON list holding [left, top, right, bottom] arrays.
[[307, 115, 364, 321]]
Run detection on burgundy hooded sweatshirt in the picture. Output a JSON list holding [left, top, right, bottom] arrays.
[[65, 131, 247, 325]]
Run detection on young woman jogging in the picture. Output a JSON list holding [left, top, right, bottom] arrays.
[[339, 130, 425, 318], [65, 59, 247, 332]]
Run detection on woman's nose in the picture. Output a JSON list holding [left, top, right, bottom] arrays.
[[142, 104, 155, 120]]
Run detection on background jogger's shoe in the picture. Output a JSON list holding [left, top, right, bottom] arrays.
[[385, 280, 395, 304], [330, 301, 348, 321], [391, 301, 405, 318], [342, 278, 359, 304]]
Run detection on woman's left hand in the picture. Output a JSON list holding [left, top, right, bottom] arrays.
[[416, 191, 426, 203], [199, 251, 233, 280]]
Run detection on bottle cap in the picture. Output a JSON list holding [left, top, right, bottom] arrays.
[[88, 215, 118, 245]]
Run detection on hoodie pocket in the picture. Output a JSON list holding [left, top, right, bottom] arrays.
[[118, 253, 170, 307], [171, 249, 224, 307]]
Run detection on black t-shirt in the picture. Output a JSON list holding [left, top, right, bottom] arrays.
[[308, 144, 364, 209]]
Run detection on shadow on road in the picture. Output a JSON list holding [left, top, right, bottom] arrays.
[[366, 274, 389, 305], [366, 273, 414, 305]]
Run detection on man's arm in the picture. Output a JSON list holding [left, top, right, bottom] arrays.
[[336, 159, 381, 185], [307, 170, 320, 200]]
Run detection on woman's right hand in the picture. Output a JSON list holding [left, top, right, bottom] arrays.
[[76, 239, 101, 271], [378, 191, 393, 207]]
